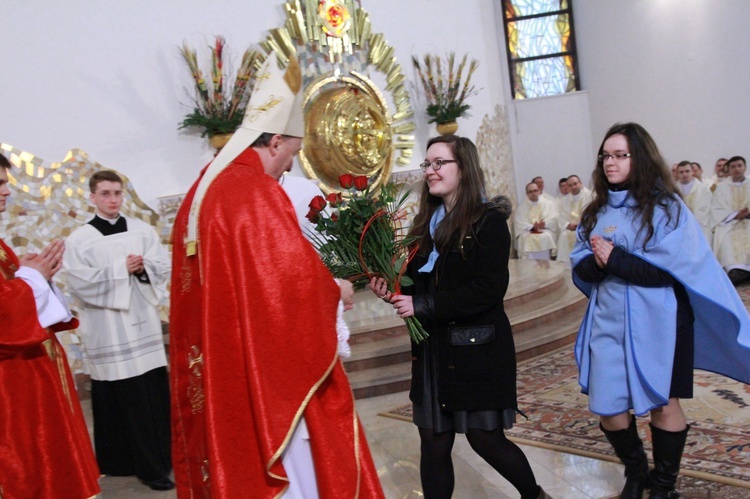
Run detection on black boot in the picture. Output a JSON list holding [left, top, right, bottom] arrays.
[[727, 269, 749, 285], [600, 418, 649, 499], [648, 423, 689, 499]]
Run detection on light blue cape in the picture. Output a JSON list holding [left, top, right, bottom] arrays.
[[571, 190, 750, 416]]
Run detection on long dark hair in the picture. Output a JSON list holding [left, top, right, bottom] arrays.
[[409, 135, 486, 255], [580, 122, 680, 247]]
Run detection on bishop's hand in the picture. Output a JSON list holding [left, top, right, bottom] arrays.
[[20, 240, 64, 281]]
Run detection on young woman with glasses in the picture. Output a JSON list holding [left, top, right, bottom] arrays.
[[370, 135, 550, 499], [571, 122, 750, 499]]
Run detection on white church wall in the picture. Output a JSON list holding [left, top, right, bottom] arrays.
[[574, 0, 750, 172], [511, 92, 595, 193]]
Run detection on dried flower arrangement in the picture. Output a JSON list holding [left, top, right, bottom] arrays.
[[179, 36, 261, 137], [412, 53, 480, 125]]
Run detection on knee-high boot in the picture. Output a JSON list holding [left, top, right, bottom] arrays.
[[600, 418, 649, 499], [648, 423, 690, 499]]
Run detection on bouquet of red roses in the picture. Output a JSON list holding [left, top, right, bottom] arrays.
[[306, 174, 428, 343]]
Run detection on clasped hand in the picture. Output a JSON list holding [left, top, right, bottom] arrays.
[[126, 254, 145, 275], [590, 235, 614, 269], [369, 277, 414, 318], [20, 240, 64, 281], [531, 220, 546, 233]]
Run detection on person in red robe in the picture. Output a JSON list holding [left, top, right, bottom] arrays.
[[0, 156, 101, 498], [170, 53, 384, 498]]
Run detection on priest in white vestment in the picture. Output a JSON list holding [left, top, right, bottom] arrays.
[[514, 182, 558, 260], [556, 175, 592, 264], [676, 162, 713, 243], [532, 175, 556, 204], [706, 157, 728, 191], [62, 170, 174, 491], [710, 156, 750, 284]]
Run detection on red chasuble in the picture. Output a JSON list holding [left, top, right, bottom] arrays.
[[0, 239, 100, 498], [170, 148, 384, 498]]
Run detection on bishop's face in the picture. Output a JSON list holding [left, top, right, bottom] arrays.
[[0, 168, 10, 213], [267, 136, 303, 180], [90, 180, 123, 219]]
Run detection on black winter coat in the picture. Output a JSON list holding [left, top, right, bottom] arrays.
[[406, 197, 517, 411]]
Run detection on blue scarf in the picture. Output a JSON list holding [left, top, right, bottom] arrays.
[[418, 204, 446, 273]]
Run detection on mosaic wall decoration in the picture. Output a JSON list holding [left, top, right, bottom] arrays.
[[476, 105, 518, 250], [0, 143, 172, 374], [476, 104, 517, 208]]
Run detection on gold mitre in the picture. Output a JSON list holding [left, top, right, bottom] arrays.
[[185, 52, 304, 256]]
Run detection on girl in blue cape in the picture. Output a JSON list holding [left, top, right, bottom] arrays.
[[571, 123, 750, 499]]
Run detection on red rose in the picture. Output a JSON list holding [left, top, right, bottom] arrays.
[[339, 174, 354, 189], [308, 195, 327, 213], [305, 209, 320, 223], [331, 212, 339, 222], [353, 175, 369, 191], [326, 192, 343, 207]]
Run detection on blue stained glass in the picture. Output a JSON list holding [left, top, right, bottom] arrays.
[[514, 57, 570, 99], [502, 0, 579, 99], [505, 0, 567, 18], [508, 15, 567, 59]]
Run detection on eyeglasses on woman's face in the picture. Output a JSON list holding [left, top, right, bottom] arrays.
[[598, 153, 631, 162], [419, 159, 457, 172]]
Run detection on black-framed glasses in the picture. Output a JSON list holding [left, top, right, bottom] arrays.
[[419, 159, 457, 172], [598, 153, 631, 162]]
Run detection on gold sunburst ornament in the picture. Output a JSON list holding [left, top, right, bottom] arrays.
[[259, 0, 415, 193], [301, 71, 393, 193], [318, 0, 352, 38]]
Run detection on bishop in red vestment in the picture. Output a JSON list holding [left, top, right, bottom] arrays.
[[0, 160, 100, 498], [170, 54, 383, 498]]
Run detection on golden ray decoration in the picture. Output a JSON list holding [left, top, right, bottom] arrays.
[[258, 0, 415, 192]]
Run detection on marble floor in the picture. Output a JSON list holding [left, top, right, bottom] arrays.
[[90, 391, 626, 498]]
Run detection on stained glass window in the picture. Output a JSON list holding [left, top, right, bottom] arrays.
[[501, 0, 580, 99]]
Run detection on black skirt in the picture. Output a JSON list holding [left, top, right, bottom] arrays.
[[669, 321, 694, 398], [411, 337, 515, 433]]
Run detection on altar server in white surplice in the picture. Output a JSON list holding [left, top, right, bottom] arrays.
[[556, 175, 592, 265], [514, 182, 558, 259], [676, 161, 713, 243], [710, 156, 750, 284], [63, 170, 174, 491]]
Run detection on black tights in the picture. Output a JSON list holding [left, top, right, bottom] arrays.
[[419, 426, 540, 499]]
